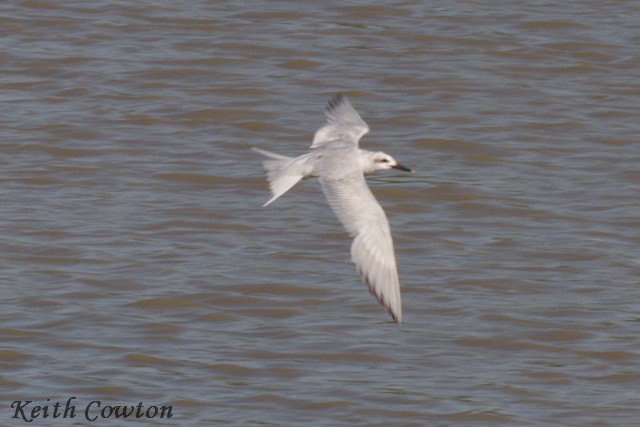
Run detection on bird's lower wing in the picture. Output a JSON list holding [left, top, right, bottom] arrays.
[[320, 172, 402, 323]]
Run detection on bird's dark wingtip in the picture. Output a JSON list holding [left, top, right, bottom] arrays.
[[326, 93, 346, 112], [361, 272, 401, 324]]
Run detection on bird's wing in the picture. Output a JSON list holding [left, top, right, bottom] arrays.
[[311, 94, 370, 149], [319, 171, 402, 323]]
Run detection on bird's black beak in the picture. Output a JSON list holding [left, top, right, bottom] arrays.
[[392, 162, 414, 173]]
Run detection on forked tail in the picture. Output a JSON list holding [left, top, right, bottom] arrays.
[[252, 148, 308, 206]]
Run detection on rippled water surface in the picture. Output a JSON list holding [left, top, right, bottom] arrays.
[[2, 1, 639, 425]]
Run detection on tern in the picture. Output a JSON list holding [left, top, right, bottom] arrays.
[[253, 94, 413, 323]]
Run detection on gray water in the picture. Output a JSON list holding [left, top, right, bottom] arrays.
[[1, 1, 639, 425]]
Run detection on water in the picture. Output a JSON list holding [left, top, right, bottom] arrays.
[[1, 1, 639, 425]]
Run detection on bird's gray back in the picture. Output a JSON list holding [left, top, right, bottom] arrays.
[[311, 141, 362, 180]]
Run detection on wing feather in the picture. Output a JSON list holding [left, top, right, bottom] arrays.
[[320, 172, 402, 323], [311, 94, 370, 149]]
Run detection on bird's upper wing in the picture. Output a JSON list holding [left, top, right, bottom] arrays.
[[319, 171, 402, 323], [311, 94, 370, 149]]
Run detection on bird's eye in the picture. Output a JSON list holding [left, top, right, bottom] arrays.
[[380, 158, 389, 163]]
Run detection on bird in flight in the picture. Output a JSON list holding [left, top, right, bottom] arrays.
[[253, 94, 413, 323]]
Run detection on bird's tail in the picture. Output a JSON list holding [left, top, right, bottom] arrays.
[[252, 147, 307, 206]]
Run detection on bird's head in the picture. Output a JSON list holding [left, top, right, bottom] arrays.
[[367, 151, 414, 174]]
